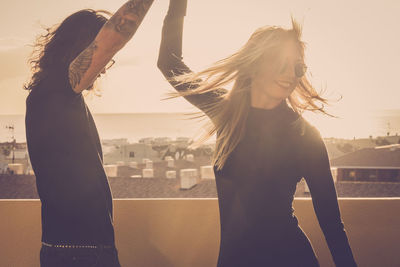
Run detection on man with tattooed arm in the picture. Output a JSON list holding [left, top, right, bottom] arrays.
[[25, 1, 154, 266]]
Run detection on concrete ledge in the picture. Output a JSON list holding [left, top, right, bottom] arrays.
[[1, 198, 399, 267]]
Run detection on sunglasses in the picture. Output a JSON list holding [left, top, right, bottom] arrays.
[[105, 59, 115, 70], [279, 60, 307, 78]]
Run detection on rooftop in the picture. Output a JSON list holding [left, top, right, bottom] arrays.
[[331, 144, 400, 168], [1, 174, 400, 199]]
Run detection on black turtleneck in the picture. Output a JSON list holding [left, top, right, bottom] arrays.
[[158, 1, 357, 266]]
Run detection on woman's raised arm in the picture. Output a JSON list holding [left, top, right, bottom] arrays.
[[157, 0, 226, 115]]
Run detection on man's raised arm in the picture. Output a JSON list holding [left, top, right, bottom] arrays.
[[69, 0, 154, 93]]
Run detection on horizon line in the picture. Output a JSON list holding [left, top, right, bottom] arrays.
[[2, 109, 400, 116]]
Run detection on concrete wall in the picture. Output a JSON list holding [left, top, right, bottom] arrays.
[[0, 198, 399, 267]]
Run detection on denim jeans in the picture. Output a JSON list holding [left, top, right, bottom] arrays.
[[40, 244, 121, 267]]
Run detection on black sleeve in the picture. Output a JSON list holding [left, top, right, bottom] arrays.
[[157, 0, 226, 116], [303, 126, 357, 267]]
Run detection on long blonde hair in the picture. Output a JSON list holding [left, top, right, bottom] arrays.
[[172, 19, 329, 170]]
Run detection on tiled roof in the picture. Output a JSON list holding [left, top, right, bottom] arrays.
[[109, 177, 217, 198], [330, 145, 400, 168], [1, 175, 400, 199]]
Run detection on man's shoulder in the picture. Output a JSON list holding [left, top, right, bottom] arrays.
[[26, 88, 85, 127]]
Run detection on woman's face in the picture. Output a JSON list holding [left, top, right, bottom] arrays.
[[251, 40, 305, 102]]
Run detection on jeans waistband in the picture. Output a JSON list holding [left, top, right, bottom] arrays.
[[42, 241, 114, 249]]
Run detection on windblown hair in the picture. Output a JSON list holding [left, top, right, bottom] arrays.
[[172, 19, 330, 170], [24, 9, 112, 92]]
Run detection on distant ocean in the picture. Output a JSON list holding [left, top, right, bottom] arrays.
[[0, 113, 208, 143], [1, 111, 400, 143]]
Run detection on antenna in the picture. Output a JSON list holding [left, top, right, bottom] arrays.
[[5, 124, 16, 163]]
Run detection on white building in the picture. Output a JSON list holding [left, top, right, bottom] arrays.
[[200, 166, 215, 179], [180, 169, 198, 189], [104, 143, 159, 165]]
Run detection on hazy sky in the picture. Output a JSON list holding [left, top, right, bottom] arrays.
[[1, 0, 399, 116]]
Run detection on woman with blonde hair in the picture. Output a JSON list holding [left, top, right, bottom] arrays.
[[158, 1, 357, 266]]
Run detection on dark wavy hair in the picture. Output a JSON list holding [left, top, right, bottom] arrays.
[[24, 9, 111, 92]]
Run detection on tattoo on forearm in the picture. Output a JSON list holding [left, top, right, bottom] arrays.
[[69, 41, 98, 90], [105, 0, 154, 39]]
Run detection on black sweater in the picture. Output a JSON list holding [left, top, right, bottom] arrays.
[[158, 1, 357, 266], [25, 69, 115, 245]]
